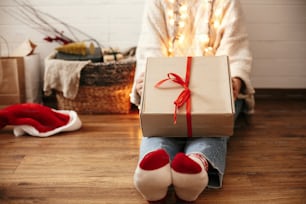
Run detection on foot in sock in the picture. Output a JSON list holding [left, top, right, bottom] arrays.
[[171, 152, 209, 202], [134, 149, 172, 202]]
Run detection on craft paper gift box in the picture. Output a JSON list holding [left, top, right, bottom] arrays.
[[140, 56, 235, 137]]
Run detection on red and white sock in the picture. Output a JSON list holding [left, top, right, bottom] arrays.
[[171, 153, 209, 202], [134, 149, 172, 202]]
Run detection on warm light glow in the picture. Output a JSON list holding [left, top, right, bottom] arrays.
[[166, 0, 226, 56], [206, 46, 213, 51], [204, 46, 214, 55], [178, 34, 185, 43], [169, 18, 175, 26], [215, 8, 223, 18], [166, 1, 197, 55], [214, 20, 220, 29], [179, 5, 188, 13], [137, 128, 143, 146], [167, 9, 174, 17], [180, 13, 188, 19], [199, 34, 210, 44], [179, 21, 185, 28], [168, 40, 174, 55]]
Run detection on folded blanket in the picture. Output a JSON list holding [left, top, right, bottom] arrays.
[[44, 52, 90, 99]]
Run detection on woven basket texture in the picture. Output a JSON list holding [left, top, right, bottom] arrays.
[[56, 58, 136, 114]]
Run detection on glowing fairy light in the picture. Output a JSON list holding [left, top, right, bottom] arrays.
[[179, 5, 188, 13], [199, 34, 210, 44], [214, 20, 220, 29], [166, 0, 224, 56], [180, 13, 188, 19], [167, 9, 174, 17], [179, 21, 185, 28], [204, 46, 213, 55], [169, 18, 175, 26], [178, 34, 185, 43], [215, 8, 223, 18], [168, 41, 174, 55], [205, 46, 213, 52]]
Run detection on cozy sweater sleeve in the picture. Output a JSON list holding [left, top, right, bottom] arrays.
[[130, 0, 169, 106], [214, 0, 255, 96]]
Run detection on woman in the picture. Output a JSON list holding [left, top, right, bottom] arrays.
[[130, 0, 255, 203]]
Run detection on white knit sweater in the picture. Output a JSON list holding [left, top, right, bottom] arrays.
[[130, 0, 255, 113]]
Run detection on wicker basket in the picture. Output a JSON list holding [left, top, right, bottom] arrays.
[[56, 58, 136, 114]]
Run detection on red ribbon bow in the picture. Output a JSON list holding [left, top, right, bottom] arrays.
[[155, 56, 193, 137]]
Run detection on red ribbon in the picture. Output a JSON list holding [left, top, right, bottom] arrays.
[[155, 56, 193, 137]]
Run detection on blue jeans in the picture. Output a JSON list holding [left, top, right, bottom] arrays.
[[138, 99, 244, 188]]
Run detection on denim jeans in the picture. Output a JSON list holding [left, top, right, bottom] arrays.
[[138, 99, 244, 188]]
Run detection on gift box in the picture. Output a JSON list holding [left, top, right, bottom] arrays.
[[140, 56, 235, 137]]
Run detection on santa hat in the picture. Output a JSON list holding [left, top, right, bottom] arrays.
[[0, 103, 82, 137]]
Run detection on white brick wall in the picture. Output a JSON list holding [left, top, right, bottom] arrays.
[[0, 0, 305, 88]]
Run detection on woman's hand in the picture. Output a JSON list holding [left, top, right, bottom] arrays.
[[136, 72, 145, 96], [232, 77, 242, 100]]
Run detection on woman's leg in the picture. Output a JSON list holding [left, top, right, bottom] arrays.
[[184, 99, 244, 188], [139, 137, 186, 160], [185, 137, 228, 188]]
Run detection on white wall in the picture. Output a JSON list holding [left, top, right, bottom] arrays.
[[0, 0, 305, 89], [241, 0, 306, 88]]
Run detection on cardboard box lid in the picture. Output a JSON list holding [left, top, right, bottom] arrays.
[[141, 56, 235, 115]]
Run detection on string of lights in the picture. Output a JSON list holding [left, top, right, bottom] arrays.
[[166, 0, 225, 56]]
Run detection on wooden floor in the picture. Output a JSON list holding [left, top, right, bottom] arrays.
[[0, 89, 305, 204]]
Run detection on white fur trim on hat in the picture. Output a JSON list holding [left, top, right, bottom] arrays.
[[13, 110, 82, 137]]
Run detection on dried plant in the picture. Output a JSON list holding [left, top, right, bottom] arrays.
[[5, 0, 100, 46]]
